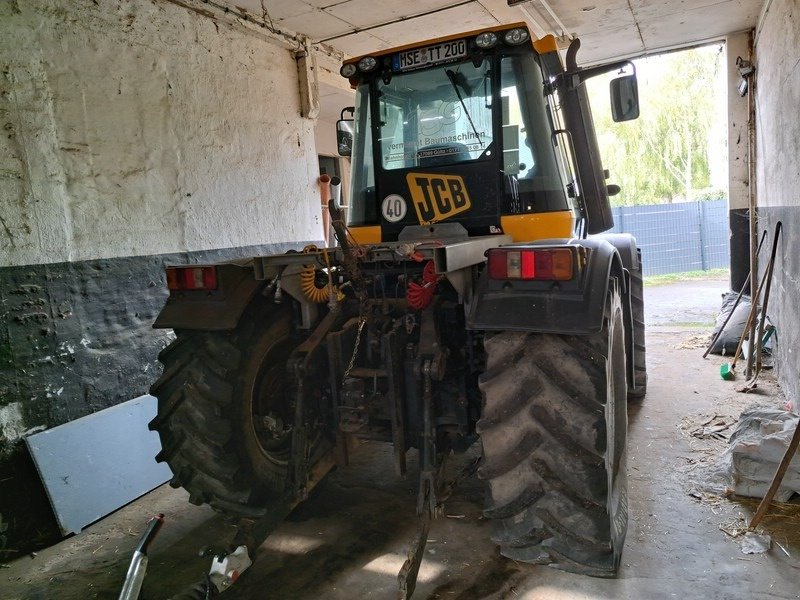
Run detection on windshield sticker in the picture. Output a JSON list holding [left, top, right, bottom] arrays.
[[421, 132, 486, 146], [383, 133, 487, 165], [406, 173, 471, 225]]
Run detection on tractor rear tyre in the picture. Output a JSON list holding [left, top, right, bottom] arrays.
[[478, 280, 628, 576], [628, 255, 647, 399], [149, 300, 333, 517]]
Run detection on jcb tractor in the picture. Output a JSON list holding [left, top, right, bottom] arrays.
[[149, 23, 646, 585]]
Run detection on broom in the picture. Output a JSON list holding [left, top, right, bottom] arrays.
[[721, 222, 781, 380]]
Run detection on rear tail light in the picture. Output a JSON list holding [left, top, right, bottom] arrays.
[[487, 248, 574, 281], [166, 266, 218, 291]]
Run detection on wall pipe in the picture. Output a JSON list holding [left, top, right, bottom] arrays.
[[318, 175, 331, 247], [745, 35, 758, 379]]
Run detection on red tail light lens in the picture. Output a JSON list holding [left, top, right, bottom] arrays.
[[487, 248, 574, 281], [166, 266, 218, 291]]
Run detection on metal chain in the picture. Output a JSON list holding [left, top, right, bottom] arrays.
[[342, 317, 367, 384]]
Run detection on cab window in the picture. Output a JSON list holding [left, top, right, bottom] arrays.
[[347, 84, 377, 226], [377, 59, 495, 170], [499, 54, 569, 213]]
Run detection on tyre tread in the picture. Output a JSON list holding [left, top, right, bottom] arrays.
[[149, 302, 330, 517], [479, 289, 628, 576]]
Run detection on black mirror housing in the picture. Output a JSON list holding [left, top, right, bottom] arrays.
[[610, 74, 640, 122], [336, 119, 354, 157], [336, 106, 355, 157]]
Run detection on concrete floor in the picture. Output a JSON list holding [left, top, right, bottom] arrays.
[[4, 275, 800, 600]]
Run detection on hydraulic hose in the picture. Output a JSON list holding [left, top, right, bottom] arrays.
[[406, 261, 439, 310], [300, 245, 344, 304]]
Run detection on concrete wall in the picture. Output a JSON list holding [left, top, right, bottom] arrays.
[[1, 1, 324, 268], [753, 0, 800, 406], [0, 0, 330, 547], [726, 31, 752, 291], [315, 118, 341, 159]]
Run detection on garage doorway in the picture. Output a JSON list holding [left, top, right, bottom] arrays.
[[589, 43, 729, 277]]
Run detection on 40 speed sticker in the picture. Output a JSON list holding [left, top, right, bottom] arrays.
[[381, 194, 407, 223]]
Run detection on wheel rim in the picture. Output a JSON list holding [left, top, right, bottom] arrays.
[[606, 288, 629, 560], [252, 345, 294, 466]]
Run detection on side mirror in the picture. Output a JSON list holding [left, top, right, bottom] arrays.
[[610, 74, 639, 122], [336, 107, 355, 157]]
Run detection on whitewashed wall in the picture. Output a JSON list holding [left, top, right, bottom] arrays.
[[0, 0, 323, 268], [0, 0, 330, 467], [754, 0, 800, 407], [726, 32, 752, 290]]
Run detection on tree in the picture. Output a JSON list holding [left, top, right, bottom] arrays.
[[589, 44, 726, 206]]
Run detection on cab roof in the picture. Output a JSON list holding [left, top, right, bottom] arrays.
[[341, 22, 558, 66]]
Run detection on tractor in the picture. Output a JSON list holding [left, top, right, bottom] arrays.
[[149, 22, 646, 588]]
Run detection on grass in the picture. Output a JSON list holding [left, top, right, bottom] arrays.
[[644, 268, 729, 287]]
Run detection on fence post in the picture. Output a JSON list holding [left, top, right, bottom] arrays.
[[698, 201, 708, 270]]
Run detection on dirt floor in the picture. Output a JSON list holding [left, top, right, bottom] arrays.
[[4, 275, 800, 600]]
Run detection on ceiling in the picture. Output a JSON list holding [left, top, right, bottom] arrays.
[[226, 0, 763, 123], [234, 0, 763, 64]]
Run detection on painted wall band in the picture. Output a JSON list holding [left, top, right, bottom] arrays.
[[0, 241, 314, 452], [729, 207, 751, 292]]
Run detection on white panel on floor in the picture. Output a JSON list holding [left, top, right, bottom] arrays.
[[25, 395, 171, 536]]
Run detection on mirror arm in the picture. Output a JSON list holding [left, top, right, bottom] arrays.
[[561, 60, 636, 89]]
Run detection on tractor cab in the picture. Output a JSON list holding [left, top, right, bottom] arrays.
[[337, 24, 638, 245]]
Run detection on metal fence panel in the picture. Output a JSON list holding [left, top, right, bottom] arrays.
[[608, 199, 730, 276], [700, 200, 731, 271]]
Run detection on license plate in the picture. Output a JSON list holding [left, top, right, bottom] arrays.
[[393, 39, 468, 72]]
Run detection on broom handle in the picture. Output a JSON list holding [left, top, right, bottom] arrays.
[[731, 266, 769, 370], [730, 220, 781, 371], [752, 222, 782, 374], [703, 230, 768, 359]]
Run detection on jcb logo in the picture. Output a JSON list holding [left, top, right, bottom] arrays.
[[406, 173, 471, 225]]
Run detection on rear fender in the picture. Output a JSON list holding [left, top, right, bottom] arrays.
[[594, 232, 641, 390], [592, 232, 639, 272], [467, 238, 626, 335], [153, 262, 263, 331]]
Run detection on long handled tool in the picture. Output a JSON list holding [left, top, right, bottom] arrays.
[[703, 229, 767, 359], [741, 221, 782, 390], [119, 513, 164, 600], [720, 222, 782, 381], [720, 266, 768, 380]]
